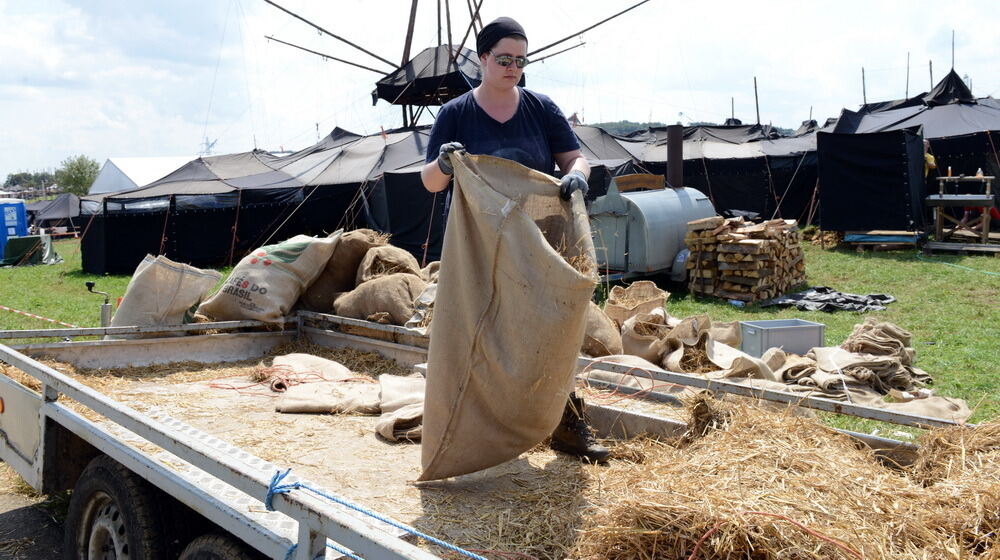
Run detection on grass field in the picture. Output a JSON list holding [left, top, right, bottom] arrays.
[[2, 238, 999, 427]]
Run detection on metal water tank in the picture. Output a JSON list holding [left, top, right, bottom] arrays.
[[589, 180, 715, 277]]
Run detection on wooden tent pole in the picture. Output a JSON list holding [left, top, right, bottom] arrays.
[[401, 0, 419, 66]]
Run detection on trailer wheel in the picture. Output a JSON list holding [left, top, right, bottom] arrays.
[[63, 455, 166, 560], [178, 534, 260, 560]]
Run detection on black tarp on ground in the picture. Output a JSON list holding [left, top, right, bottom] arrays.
[[817, 129, 926, 231]]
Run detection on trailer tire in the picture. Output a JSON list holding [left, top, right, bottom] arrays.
[[63, 454, 167, 560], [178, 534, 260, 560]]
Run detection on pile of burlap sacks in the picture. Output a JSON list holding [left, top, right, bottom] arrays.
[[107, 230, 440, 331], [580, 280, 969, 421], [188, 229, 439, 326]]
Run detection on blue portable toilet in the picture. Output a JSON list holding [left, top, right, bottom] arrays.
[[0, 198, 29, 260]]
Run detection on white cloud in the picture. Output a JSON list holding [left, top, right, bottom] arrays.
[[1, 0, 998, 179]]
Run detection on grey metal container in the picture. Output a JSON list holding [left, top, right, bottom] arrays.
[[739, 319, 826, 357], [589, 183, 715, 274]]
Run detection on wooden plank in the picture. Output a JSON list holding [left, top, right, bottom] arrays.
[[924, 241, 1000, 253]]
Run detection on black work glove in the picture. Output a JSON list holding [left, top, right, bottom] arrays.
[[436, 142, 465, 175], [559, 170, 589, 201]]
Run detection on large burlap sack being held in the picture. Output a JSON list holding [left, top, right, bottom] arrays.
[[420, 154, 597, 481], [110, 255, 221, 336], [356, 245, 422, 285], [200, 235, 338, 322], [581, 301, 623, 357], [333, 273, 427, 325], [299, 229, 386, 311]]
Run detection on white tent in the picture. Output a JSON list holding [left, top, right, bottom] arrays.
[[89, 156, 195, 195]]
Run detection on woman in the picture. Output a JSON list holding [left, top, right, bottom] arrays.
[[421, 17, 607, 463]]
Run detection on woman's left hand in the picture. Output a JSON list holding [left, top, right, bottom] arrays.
[[559, 170, 589, 201]]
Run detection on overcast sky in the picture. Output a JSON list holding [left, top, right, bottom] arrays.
[[2, 0, 998, 179]]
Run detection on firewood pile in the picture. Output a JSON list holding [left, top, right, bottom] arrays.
[[685, 216, 806, 302]]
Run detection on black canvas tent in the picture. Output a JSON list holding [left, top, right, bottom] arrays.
[[608, 124, 818, 221], [817, 129, 926, 231], [372, 45, 484, 107], [80, 127, 441, 274], [829, 70, 1000, 213]]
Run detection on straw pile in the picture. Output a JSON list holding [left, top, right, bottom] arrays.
[[572, 398, 1000, 560]]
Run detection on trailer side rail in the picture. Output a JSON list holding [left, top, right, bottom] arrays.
[[0, 343, 444, 560]]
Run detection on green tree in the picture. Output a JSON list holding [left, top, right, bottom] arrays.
[[54, 155, 100, 196]]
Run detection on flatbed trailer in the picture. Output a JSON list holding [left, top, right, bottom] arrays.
[[0, 313, 957, 559]]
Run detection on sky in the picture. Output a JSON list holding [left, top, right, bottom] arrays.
[[1, 0, 998, 180]]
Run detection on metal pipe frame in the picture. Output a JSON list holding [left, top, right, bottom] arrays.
[[0, 320, 276, 340], [577, 357, 970, 429]]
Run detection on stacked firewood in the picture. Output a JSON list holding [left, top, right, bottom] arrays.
[[685, 217, 805, 302]]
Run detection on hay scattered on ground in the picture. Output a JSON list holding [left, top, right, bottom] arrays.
[[572, 398, 1000, 560]]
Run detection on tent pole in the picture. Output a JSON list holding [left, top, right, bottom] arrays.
[[449, 0, 483, 67], [437, 0, 442, 46], [929, 60, 933, 88], [861, 67, 867, 105], [444, 0, 453, 50], [401, 0, 419, 66], [228, 190, 243, 266], [527, 0, 650, 57], [753, 77, 760, 125], [262, 0, 397, 69], [905, 51, 910, 98], [731, 97, 734, 121], [951, 30, 955, 69]]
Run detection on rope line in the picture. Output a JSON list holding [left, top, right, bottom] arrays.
[[916, 253, 1000, 276], [265, 469, 488, 560], [0, 305, 79, 328]]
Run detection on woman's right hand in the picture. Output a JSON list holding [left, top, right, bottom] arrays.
[[437, 142, 465, 175]]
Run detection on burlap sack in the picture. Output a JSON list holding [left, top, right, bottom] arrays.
[[299, 229, 386, 311], [333, 273, 427, 325], [581, 301, 623, 358], [421, 261, 440, 283], [110, 255, 221, 336], [375, 374, 426, 442], [200, 235, 338, 322], [356, 245, 422, 285], [275, 381, 381, 414], [296, 230, 343, 312], [621, 308, 671, 362], [603, 280, 668, 328], [420, 154, 597, 481], [272, 353, 354, 381]]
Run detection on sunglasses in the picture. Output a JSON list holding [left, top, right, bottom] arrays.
[[490, 50, 528, 69]]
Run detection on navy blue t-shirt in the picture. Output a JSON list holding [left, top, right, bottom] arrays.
[[425, 88, 580, 176]]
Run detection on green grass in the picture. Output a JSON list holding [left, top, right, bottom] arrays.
[[2, 239, 999, 427]]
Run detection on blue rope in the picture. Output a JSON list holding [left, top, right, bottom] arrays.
[[265, 468, 487, 560], [327, 543, 364, 560], [916, 253, 1000, 276], [283, 534, 365, 560]]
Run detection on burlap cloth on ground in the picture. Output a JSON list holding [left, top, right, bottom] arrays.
[[420, 153, 597, 481], [603, 280, 668, 328], [581, 301, 623, 358], [272, 354, 426, 439], [110, 254, 221, 337]]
